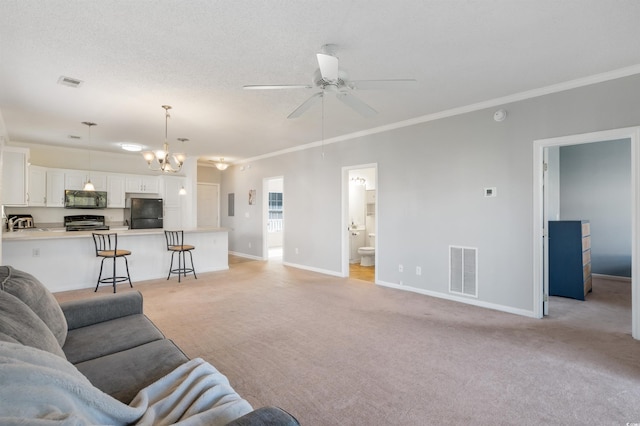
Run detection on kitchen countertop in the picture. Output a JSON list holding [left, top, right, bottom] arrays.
[[2, 227, 227, 241]]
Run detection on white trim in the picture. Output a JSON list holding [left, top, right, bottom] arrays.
[[282, 261, 344, 277], [237, 65, 640, 165], [532, 126, 640, 340], [592, 273, 632, 283], [377, 280, 536, 318], [342, 163, 378, 280], [228, 251, 263, 261], [262, 176, 284, 262]]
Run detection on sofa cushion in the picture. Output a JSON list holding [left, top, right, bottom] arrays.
[[75, 339, 189, 404], [63, 314, 165, 364], [0, 266, 67, 346], [0, 290, 66, 358]]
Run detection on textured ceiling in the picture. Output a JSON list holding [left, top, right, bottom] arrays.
[[1, 0, 640, 164]]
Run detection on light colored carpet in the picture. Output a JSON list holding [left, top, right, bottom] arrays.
[[55, 260, 640, 425]]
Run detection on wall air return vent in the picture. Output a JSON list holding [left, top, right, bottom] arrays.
[[449, 246, 478, 297], [57, 76, 83, 88]]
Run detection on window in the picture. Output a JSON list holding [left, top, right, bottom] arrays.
[[268, 192, 283, 232], [268, 192, 283, 219]]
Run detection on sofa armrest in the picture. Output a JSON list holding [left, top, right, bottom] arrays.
[[60, 291, 143, 330], [225, 406, 300, 426]]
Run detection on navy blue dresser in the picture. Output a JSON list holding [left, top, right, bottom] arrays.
[[548, 220, 592, 300]]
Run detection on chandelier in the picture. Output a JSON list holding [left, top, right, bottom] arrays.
[[142, 105, 186, 173]]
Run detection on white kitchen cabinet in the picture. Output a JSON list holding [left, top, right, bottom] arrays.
[[162, 176, 185, 229], [87, 173, 107, 191], [64, 171, 86, 191], [107, 174, 126, 208], [28, 165, 47, 206], [46, 170, 66, 207], [64, 170, 106, 191], [1, 147, 29, 206], [125, 175, 160, 194]]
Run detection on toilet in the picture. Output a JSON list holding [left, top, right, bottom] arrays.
[[358, 234, 375, 266]]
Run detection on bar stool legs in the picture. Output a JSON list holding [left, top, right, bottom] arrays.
[[92, 233, 133, 293], [165, 230, 197, 283]]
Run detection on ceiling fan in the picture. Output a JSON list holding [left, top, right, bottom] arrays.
[[243, 44, 416, 119]]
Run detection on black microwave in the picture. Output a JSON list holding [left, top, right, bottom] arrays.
[[64, 190, 107, 209]]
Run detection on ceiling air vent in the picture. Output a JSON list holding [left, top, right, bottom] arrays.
[[57, 76, 83, 88], [449, 245, 478, 298]]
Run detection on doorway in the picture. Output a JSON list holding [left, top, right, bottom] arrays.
[[263, 176, 283, 261], [342, 164, 377, 282], [197, 183, 220, 227], [533, 127, 640, 340]]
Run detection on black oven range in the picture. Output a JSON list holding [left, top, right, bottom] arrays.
[[64, 215, 109, 232]]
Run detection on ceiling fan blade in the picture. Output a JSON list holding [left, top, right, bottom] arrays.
[[316, 53, 339, 82], [243, 84, 312, 90], [349, 79, 417, 90], [287, 92, 323, 119], [336, 92, 377, 117]]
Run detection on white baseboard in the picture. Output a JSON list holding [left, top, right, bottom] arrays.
[[376, 280, 538, 318], [592, 273, 632, 282], [282, 261, 344, 277], [228, 251, 264, 261]]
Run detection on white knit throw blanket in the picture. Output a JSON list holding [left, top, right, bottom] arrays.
[[0, 341, 253, 425]]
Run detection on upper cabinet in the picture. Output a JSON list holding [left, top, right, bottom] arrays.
[[64, 170, 107, 191], [1, 147, 29, 206], [45, 170, 66, 207], [28, 165, 47, 207], [125, 175, 160, 194], [5, 154, 166, 209], [107, 175, 126, 208]]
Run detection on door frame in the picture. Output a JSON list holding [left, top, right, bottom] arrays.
[[532, 126, 640, 339], [341, 163, 378, 280]]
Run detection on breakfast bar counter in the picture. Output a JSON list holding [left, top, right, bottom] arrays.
[[2, 228, 228, 292]]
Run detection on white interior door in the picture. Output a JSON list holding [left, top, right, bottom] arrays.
[[197, 183, 219, 227]]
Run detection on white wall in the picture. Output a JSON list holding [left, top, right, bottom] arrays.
[[221, 73, 640, 316]]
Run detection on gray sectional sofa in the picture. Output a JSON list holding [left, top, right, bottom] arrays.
[[0, 266, 299, 425]]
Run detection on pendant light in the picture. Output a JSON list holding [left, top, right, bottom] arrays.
[[82, 121, 97, 191]]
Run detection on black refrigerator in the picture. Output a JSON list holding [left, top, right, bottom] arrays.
[[125, 198, 163, 229]]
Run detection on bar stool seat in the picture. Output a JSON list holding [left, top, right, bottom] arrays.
[[165, 230, 197, 283], [92, 232, 133, 293]]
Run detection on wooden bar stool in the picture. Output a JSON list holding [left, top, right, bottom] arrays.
[[164, 230, 197, 283], [92, 232, 133, 293]]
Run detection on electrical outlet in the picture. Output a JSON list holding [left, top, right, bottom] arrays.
[[295, 248, 299, 254], [248, 242, 252, 248], [32, 248, 40, 257], [398, 264, 403, 272], [416, 266, 422, 276]]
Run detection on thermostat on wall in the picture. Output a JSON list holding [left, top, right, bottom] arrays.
[[484, 187, 497, 197]]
